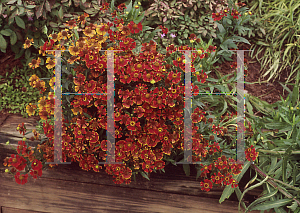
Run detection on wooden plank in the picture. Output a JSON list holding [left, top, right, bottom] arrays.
[[2, 206, 46, 213], [0, 114, 41, 150], [0, 171, 247, 213]]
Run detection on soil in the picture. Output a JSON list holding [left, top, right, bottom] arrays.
[[211, 43, 295, 115]]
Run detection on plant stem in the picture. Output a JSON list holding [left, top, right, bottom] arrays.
[[250, 163, 300, 206], [257, 149, 300, 155]]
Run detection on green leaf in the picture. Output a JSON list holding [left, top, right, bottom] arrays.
[[134, 12, 144, 24], [246, 188, 279, 212], [110, 0, 115, 10], [15, 16, 25, 29], [182, 164, 190, 176], [287, 201, 298, 211], [216, 22, 225, 34], [36, 3, 44, 19], [219, 185, 234, 204], [139, 170, 150, 181], [42, 25, 47, 35], [25, 49, 31, 59], [0, 34, 7, 50], [58, 6, 63, 20], [251, 199, 293, 211], [10, 31, 17, 45], [45, 0, 51, 12], [1, 29, 12, 36], [232, 35, 251, 45], [220, 161, 251, 203]]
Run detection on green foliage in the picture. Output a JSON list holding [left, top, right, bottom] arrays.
[[249, 0, 300, 84], [144, 0, 221, 46], [0, 0, 106, 59], [0, 66, 42, 117], [225, 70, 300, 212]]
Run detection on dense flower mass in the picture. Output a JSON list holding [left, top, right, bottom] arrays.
[[2, 3, 254, 191]]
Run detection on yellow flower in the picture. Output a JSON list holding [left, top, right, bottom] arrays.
[[38, 96, 48, 110], [26, 103, 37, 116], [46, 57, 55, 69], [83, 27, 96, 38], [69, 45, 81, 56], [23, 37, 34, 49], [68, 56, 80, 64], [39, 46, 47, 56], [29, 74, 40, 87], [71, 107, 83, 115], [96, 24, 107, 36], [5, 169, 9, 173], [49, 77, 55, 90], [150, 79, 156, 84], [49, 33, 59, 42], [58, 29, 71, 40], [28, 57, 41, 69]]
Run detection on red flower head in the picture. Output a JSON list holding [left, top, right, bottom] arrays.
[[211, 172, 223, 185], [245, 145, 259, 161], [15, 172, 28, 185], [200, 179, 213, 192], [212, 12, 224, 21], [31, 159, 43, 170], [231, 9, 241, 19], [128, 21, 143, 34], [159, 25, 168, 34], [30, 169, 42, 179], [17, 140, 27, 155]]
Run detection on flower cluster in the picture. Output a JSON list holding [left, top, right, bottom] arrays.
[[3, 4, 245, 191], [245, 145, 259, 162], [212, 6, 247, 21]]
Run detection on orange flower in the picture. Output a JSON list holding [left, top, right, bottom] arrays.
[[65, 19, 77, 29]]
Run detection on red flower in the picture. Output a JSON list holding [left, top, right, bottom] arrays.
[[154, 160, 165, 170], [167, 71, 181, 85], [223, 174, 234, 186], [85, 80, 96, 93], [30, 169, 42, 179], [209, 142, 221, 153], [211, 172, 223, 184], [200, 163, 212, 174], [17, 141, 27, 155], [15, 172, 28, 185], [212, 124, 224, 135], [212, 12, 224, 21], [126, 117, 141, 131], [231, 9, 241, 19], [119, 38, 136, 51], [200, 179, 213, 192], [31, 159, 43, 170], [159, 25, 168, 34], [245, 145, 259, 161], [17, 122, 26, 135], [128, 21, 143, 34], [113, 175, 124, 184], [142, 161, 154, 173]]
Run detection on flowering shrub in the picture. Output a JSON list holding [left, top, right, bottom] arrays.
[[3, 2, 255, 193]]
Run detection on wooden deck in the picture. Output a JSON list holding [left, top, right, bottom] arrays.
[[0, 114, 261, 213]]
